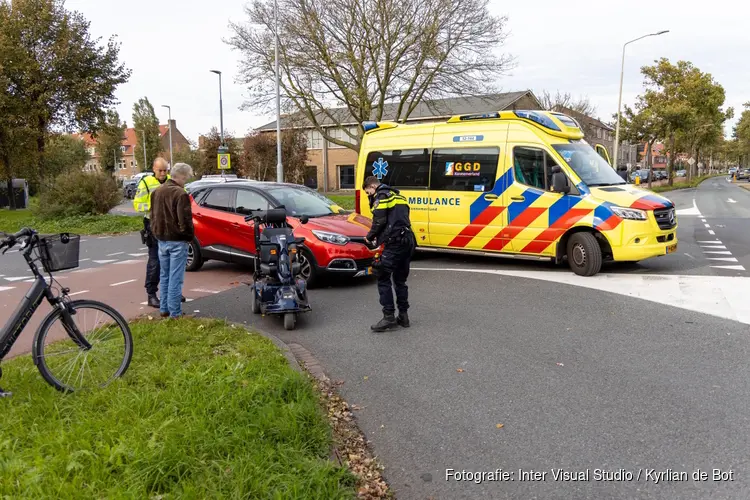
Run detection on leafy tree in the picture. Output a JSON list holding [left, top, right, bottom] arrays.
[[733, 102, 750, 167], [132, 97, 163, 172], [226, 0, 515, 152], [1, 0, 130, 159], [637, 58, 731, 185], [619, 105, 661, 187], [197, 127, 241, 177], [40, 134, 90, 188], [242, 130, 308, 183], [172, 140, 204, 180], [95, 110, 126, 172]]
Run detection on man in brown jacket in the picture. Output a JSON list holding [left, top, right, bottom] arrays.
[[150, 162, 194, 319]]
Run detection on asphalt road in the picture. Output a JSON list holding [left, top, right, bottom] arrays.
[[191, 177, 750, 499]]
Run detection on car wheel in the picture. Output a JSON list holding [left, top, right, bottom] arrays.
[[186, 239, 204, 272], [566, 232, 602, 277], [283, 313, 296, 330], [297, 249, 319, 288]]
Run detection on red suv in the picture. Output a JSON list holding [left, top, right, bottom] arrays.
[[186, 181, 377, 287]]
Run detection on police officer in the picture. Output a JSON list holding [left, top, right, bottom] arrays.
[[363, 175, 416, 332], [133, 157, 171, 308]]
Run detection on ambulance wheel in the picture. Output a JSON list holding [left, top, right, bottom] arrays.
[[283, 313, 296, 331], [566, 232, 602, 277], [251, 287, 260, 314]]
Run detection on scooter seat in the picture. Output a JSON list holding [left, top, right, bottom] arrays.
[[260, 227, 295, 240]]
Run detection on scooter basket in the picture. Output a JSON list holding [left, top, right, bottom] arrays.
[[39, 233, 81, 272]]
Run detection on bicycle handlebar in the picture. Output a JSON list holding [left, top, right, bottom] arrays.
[[0, 227, 35, 252]]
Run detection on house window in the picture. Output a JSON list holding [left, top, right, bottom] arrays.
[[303, 166, 318, 189], [307, 130, 322, 149], [338, 165, 355, 189], [364, 149, 430, 189], [430, 147, 500, 192]]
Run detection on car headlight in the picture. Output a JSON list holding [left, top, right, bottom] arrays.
[[311, 230, 350, 245], [610, 206, 647, 220]]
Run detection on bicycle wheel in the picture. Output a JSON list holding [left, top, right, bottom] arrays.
[[32, 299, 133, 393]]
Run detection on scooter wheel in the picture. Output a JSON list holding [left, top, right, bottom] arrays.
[[283, 313, 296, 331], [251, 288, 260, 314]]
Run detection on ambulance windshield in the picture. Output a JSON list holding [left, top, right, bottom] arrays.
[[552, 143, 626, 187]]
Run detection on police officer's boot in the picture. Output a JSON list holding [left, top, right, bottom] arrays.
[[397, 311, 410, 328], [147, 294, 160, 308], [371, 312, 398, 332]]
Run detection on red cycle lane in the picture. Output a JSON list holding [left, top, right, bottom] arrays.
[[0, 260, 252, 359]]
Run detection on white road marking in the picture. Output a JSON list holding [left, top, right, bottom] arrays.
[[114, 259, 145, 265], [92, 259, 117, 264], [110, 279, 136, 287], [728, 198, 737, 203], [704, 251, 733, 255], [704, 223, 711, 228], [140, 298, 194, 305], [698, 241, 722, 244], [676, 199, 701, 216], [701, 245, 727, 249], [68, 290, 89, 296], [0, 286, 15, 292], [411, 267, 750, 325], [708, 230, 716, 235], [139, 247, 147, 251], [97, 236, 112, 240], [707, 257, 739, 262], [107, 252, 125, 256], [701, 218, 707, 223], [4, 276, 30, 282], [190, 288, 221, 294], [79, 258, 91, 262], [711, 265, 746, 271], [128, 252, 148, 257]]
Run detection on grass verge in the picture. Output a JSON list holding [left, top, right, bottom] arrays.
[[328, 194, 356, 210], [0, 207, 141, 235], [646, 174, 725, 193], [0, 317, 356, 499]]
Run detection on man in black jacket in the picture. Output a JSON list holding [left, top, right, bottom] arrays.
[[363, 176, 416, 332]]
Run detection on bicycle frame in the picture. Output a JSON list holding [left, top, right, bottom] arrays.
[[0, 236, 90, 360]]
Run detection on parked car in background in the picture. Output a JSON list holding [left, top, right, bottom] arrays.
[[737, 168, 750, 181], [186, 181, 378, 287], [630, 169, 650, 182], [122, 172, 153, 199], [675, 170, 686, 178]]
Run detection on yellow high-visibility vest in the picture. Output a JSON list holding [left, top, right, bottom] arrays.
[[133, 174, 170, 216]]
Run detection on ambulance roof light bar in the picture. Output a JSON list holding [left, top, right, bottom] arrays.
[[513, 110, 561, 131]]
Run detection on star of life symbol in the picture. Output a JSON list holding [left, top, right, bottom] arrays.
[[372, 158, 389, 179]]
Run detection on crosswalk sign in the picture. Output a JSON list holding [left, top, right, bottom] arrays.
[[218, 153, 231, 170]]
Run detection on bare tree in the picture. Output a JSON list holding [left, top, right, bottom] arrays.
[[538, 90, 597, 116], [226, 0, 514, 152]]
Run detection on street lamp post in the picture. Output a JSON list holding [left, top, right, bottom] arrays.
[[613, 30, 669, 169], [209, 70, 225, 147], [274, 0, 283, 183], [161, 105, 173, 169], [141, 130, 147, 170]]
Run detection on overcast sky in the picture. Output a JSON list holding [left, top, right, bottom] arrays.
[[66, 0, 748, 144]]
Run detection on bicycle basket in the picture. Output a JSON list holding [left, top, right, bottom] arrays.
[[39, 233, 81, 272]]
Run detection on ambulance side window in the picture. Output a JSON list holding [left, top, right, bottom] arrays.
[[430, 147, 499, 192], [513, 147, 550, 191], [364, 149, 430, 189]]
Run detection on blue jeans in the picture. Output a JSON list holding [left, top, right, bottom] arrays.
[[158, 240, 188, 318]]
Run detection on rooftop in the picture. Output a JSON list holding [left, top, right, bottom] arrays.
[[257, 91, 541, 131]]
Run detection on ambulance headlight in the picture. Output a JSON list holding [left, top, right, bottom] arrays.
[[312, 230, 350, 245], [610, 206, 647, 221]]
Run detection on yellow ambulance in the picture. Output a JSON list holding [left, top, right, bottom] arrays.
[[354, 110, 677, 276]]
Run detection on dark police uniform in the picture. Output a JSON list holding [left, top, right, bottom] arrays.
[[366, 183, 416, 330]]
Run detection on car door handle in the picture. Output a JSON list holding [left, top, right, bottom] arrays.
[[194, 213, 204, 218], [511, 196, 525, 201], [483, 194, 498, 200], [231, 222, 241, 228]]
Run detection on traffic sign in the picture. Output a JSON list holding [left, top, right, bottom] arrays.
[[217, 145, 229, 154], [218, 153, 231, 170]]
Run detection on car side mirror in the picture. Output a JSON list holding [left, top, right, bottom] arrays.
[[551, 169, 570, 194], [300, 215, 309, 224]]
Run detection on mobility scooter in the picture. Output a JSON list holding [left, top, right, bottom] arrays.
[[245, 207, 311, 330]]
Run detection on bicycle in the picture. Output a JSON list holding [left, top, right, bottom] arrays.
[[0, 228, 133, 396]]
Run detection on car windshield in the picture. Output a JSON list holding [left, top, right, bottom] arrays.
[[266, 186, 336, 218], [552, 142, 626, 187]]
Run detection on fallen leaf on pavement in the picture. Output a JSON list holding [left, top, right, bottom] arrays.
[[363, 376, 369, 380], [351, 404, 364, 411], [147, 315, 153, 320], [556, 363, 564, 367], [496, 423, 504, 429], [456, 368, 464, 373]]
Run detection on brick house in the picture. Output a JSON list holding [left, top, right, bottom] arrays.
[[71, 120, 190, 180], [255, 91, 543, 191], [552, 106, 616, 162]]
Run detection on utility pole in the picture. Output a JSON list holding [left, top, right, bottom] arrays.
[[141, 130, 147, 170], [210, 70, 226, 178], [275, 0, 283, 183]]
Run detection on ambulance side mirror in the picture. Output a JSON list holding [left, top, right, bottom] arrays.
[[551, 166, 570, 194]]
